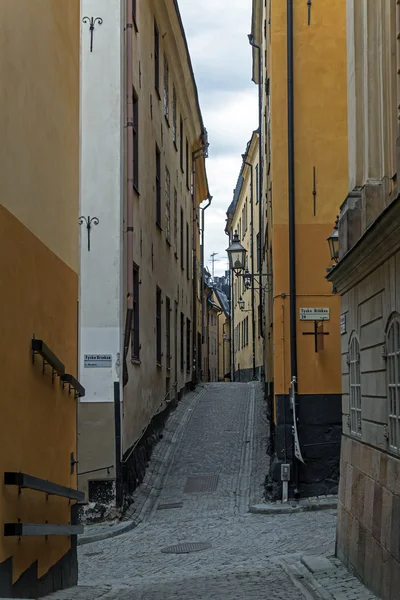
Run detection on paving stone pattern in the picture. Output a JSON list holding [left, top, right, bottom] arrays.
[[44, 383, 377, 600]]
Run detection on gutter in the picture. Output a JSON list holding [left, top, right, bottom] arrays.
[[200, 194, 213, 380]]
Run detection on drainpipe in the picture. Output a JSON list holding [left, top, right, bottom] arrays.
[[123, 0, 134, 385], [200, 194, 213, 381], [242, 157, 256, 380], [287, 0, 300, 496], [248, 35, 263, 338]]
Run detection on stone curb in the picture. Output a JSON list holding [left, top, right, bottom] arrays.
[[249, 501, 337, 515], [77, 520, 136, 546]]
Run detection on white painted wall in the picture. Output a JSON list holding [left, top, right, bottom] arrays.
[[79, 0, 123, 403]]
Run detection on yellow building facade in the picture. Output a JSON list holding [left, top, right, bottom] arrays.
[[227, 132, 263, 382], [251, 0, 348, 496], [0, 1, 81, 596]]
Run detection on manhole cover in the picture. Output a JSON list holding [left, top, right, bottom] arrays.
[[184, 474, 219, 493], [157, 502, 183, 510], [161, 542, 212, 554]]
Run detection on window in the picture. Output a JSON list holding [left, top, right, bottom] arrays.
[[186, 318, 191, 373], [180, 117, 184, 171], [174, 188, 178, 255], [163, 53, 169, 121], [180, 208, 184, 270], [156, 287, 162, 365], [133, 89, 139, 190], [256, 233, 260, 272], [180, 312, 185, 371], [186, 222, 190, 278], [154, 21, 160, 93], [255, 164, 259, 204], [166, 297, 171, 370], [131, 264, 140, 360], [258, 304, 262, 337], [132, 0, 138, 31], [186, 139, 190, 189], [165, 167, 171, 243], [156, 146, 161, 227], [349, 336, 361, 437], [387, 318, 400, 452], [172, 87, 177, 146]]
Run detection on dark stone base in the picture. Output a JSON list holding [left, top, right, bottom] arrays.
[[265, 393, 342, 500], [121, 382, 193, 511], [234, 366, 264, 383], [0, 506, 78, 598]]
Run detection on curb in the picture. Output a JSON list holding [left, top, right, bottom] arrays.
[[78, 520, 136, 546], [249, 501, 337, 515]]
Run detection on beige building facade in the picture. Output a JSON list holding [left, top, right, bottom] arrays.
[[328, 2, 400, 598], [78, 0, 209, 509], [227, 132, 263, 382], [0, 1, 81, 596]]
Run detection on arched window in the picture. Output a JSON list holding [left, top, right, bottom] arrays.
[[349, 335, 361, 436], [387, 318, 400, 452]]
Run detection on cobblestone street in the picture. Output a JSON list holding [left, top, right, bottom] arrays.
[[46, 384, 376, 600]]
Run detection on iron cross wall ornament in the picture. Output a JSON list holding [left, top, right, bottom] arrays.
[[79, 216, 99, 252], [307, 0, 312, 25], [82, 16, 103, 52]]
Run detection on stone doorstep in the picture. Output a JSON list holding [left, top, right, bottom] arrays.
[[301, 555, 338, 574], [249, 497, 338, 515]]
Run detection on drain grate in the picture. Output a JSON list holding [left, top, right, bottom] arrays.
[[157, 502, 183, 510], [184, 474, 219, 493], [161, 542, 212, 554]]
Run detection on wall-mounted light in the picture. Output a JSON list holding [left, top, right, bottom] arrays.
[[327, 216, 339, 264]]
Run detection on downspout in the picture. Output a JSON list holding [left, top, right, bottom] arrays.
[[200, 194, 213, 381], [248, 35, 263, 338], [287, 0, 300, 495], [123, 0, 134, 386], [242, 158, 256, 380]]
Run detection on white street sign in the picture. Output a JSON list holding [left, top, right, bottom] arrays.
[[300, 308, 330, 321]]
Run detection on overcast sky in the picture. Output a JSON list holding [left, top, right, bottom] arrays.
[[178, 0, 258, 278]]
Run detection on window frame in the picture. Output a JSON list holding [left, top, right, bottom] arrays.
[[156, 145, 161, 228], [156, 287, 162, 366], [132, 88, 139, 192], [387, 317, 400, 453], [186, 221, 190, 278], [166, 296, 171, 370], [180, 312, 185, 371], [172, 87, 177, 148], [349, 334, 362, 437], [154, 20, 160, 96], [186, 138, 190, 190], [163, 53, 169, 123], [131, 263, 140, 361], [186, 318, 191, 373], [165, 166, 171, 244], [180, 208, 184, 270], [180, 117, 184, 172]]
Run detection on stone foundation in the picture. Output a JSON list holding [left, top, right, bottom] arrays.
[[337, 435, 400, 600]]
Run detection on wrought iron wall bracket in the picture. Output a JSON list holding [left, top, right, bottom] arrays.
[[79, 216, 99, 251], [82, 16, 103, 52], [307, 0, 312, 25], [31, 338, 65, 383]]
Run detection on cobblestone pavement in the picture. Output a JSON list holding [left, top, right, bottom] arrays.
[[45, 383, 377, 600]]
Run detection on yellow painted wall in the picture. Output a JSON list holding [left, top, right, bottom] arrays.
[[268, 0, 348, 396], [0, 0, 79, 585]]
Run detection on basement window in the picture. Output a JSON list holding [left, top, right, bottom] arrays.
[[349, 336, 361, 437]]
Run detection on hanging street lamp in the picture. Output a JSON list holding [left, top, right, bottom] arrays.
[[327, 216, 339, 264], [226, 231, 247, 273]]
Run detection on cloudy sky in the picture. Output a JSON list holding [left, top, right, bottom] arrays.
[[178, 0, 258, 277]]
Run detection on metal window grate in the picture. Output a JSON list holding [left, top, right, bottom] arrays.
[[349, 336, 361, 436], [388, 319, 400, 452]]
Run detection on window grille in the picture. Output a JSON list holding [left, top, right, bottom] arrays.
[[387, 319, 400, 452], [349, 336, 361, 436]]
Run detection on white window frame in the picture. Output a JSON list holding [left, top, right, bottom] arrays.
[[387, 317, 400, 453], [349, 335, 361, 437]]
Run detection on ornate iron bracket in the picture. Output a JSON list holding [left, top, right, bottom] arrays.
[[79, 216, 99, 251], [82, 16, 103, 52], [307, 0, 312, 26]]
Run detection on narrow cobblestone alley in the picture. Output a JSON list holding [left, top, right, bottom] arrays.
[[47, 384, 376, 600]]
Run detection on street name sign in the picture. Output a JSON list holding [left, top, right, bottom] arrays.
[[84, 354, 112, 368], [300, 308, 330, 321]]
